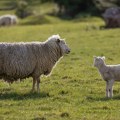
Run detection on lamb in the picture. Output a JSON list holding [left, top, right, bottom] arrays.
[[0, 14, 18, 26], [0, 35, 70, 93], [93, 56, 120, 98]]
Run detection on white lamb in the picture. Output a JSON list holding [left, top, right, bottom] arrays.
[[93, 56, 120, 98]]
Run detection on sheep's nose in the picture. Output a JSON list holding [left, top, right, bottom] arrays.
[[67, 49, 71, 53]]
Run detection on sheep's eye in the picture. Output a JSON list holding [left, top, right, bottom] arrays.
[[57, 39, 60, 43]]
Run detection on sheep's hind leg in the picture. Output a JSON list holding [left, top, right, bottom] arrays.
[[31, 78, 36, 92]]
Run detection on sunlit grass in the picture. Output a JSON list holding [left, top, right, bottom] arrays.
[[0, 0, 120, 119], [0, 19, 120, 120]]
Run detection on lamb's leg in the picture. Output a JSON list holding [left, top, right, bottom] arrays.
[[31, 78, 36, 92], [36, 78, 40, 93], [109, 79, 114, 98], [106, 81, 109, 98], [106, 80, 114, 98]]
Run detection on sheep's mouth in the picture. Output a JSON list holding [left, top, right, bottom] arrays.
[[66, 50, 70, 54]]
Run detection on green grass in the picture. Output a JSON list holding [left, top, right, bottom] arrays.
[[0, 1, 56, 25], [0, 19, 120, 120], [0, 0, 120, 120]]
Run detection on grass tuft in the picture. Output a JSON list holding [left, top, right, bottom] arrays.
[[60, 112, 70, 118]]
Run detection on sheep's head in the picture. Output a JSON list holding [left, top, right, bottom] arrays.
[[93, 56, 105, 67], [47, 34, 70, 55]]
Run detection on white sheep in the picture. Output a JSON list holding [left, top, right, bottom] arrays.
[[93, 56, 120, 98], [0, 14, 18, 26], [0, 35, 70, 93]]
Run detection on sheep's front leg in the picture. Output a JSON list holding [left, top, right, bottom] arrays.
[[36, 78, 40, 93], [106, 80, 114, 98]]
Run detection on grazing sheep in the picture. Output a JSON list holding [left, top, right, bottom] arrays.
[[102, 7, 120, 28], [93, 56, 120, 98], [0, 35, 70, 92], [0, 14, 18, 26]]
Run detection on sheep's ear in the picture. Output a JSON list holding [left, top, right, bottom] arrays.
[[57, 38, 60, 43], [93, 56, 97, 59], [102, 56, 105, 60], [56, 34, 60, 38]]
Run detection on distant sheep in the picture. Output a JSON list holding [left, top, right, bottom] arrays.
[[0, 35, 70, 92], [94, 56, 120, 98], [0, 14, 18, 26]]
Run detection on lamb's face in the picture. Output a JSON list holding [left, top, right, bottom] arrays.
[[47, 35, 70, 55], [93, 56, 105, 67]]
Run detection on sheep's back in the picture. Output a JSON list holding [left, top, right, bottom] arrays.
[[0, 43, 37, 79]]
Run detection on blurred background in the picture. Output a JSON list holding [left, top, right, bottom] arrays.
[[1, 1, 120, 120], [0, 0, 119, 25]]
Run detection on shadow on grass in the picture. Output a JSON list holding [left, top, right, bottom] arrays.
[[0, 89, 50, 100], [86, 95, 120, 102]]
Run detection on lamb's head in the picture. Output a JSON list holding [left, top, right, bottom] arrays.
[[47, 34, 70, 55], [93, 56, 105, 67]]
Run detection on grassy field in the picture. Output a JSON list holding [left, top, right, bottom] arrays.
[[0, 19, 120, 120], [1, 1, 120, 120]]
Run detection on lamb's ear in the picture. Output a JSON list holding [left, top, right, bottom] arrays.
[[102, 56, 105, 60]]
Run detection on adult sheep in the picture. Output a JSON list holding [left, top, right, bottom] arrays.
[[0, 35, 70, 92], [94, 56, 120, 98], [0, 14, 18, 26]]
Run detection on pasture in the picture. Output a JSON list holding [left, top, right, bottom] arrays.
[[0, 1, 120, 120], [0, 20, 120, 120]]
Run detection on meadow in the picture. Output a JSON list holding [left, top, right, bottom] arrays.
[[1, 1, 120, 120]]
